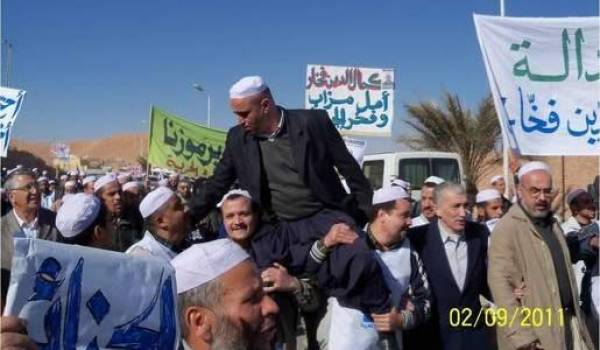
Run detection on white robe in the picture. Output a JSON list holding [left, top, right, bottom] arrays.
[[125, 231, 178, 263]]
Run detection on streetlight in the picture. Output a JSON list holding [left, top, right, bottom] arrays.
[[193, 83, 211, 127]]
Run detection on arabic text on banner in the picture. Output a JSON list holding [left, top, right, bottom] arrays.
[[4, 238, 179, 349], [0, 86, 26, 158], [474, 15, 600, 156], [305, 65, 395, 137], [148, 106, 227, 178]]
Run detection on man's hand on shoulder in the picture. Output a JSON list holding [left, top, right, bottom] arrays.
[[322, 223, 358, 249]]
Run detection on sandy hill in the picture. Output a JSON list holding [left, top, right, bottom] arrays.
[[6, 133, 148, 170]]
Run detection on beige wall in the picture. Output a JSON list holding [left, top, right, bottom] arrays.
[[477, 156, 599, 220]]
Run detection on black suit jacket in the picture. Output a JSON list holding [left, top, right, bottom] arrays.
[[1, 208, 60, 241], [190, 108, 373, 226], [405, 219, 492, 350]]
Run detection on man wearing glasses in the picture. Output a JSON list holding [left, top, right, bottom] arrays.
[[488, 161, 595, 350], [1, 169, 59, 241]]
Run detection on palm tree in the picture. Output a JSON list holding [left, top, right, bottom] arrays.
[[400, 92, 501, 194]]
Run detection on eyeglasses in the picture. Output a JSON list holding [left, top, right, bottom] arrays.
[[10, 183, 39, 192], [525, 186, 557, 198]]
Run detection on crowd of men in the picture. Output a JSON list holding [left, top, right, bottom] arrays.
[[0, 76, 598, 350]]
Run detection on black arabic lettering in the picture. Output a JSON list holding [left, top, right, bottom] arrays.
[[166, 158, 185, 171], [163, 119, 177, 147]]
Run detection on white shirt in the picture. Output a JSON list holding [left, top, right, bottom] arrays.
[[41, 192, 55, 210], [411, 214, 429, 228], [485, 218, 500, 233], [439, 221, 468, 291], [125, 231, 178, 263], [560, 217, 597, 294], [561, 216, 583, 234], [12, 210, 39, 239]]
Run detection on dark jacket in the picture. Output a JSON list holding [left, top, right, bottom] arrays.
[[189, 108, 373, 226], [405, 219, 492, 350], [1, 208, 60, 241]]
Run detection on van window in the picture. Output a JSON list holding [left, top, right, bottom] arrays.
[[398, 159, 429, 189], [432, 158, 460, 183], [363, 160, 384, 190]]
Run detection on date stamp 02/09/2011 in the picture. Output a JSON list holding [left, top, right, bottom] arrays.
[[448, 307, 566, 328]]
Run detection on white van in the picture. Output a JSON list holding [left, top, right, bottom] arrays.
[[362, 151, 464, 200]]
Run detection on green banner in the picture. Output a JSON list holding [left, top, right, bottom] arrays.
[[148, 106, 227, 178]]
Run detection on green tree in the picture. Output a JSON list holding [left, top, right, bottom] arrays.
[[400, 93, 501, 194]]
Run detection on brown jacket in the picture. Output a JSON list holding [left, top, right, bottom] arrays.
[[488, 204, 593, 350]]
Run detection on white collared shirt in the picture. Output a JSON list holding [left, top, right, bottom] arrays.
[[41, 192, 55, 210], [125, 231, 178, 262], [257, 107, 285, 141], [411, 214, 429, 228], [438, 221, 467, 291], [12, 210, 40, 239]]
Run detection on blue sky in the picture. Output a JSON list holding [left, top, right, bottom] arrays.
[[2, 0, 598, 153]]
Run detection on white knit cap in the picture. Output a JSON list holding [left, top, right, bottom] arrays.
[[373, 186, 410, 205], [424, 176, 445, 185], [117, 174, 130, 184], [476, 189, 502, 204], [56, 193, 101, 238], [390, 178, 411, 191], [229, 76, 268, 99], [122, 181, 140, 192], [158, 179, 169, 187], [64, 180, 76, 188], [170, 239, 250, 294], [517, 161, 551, 181], [566, 188, 587, 205], [489, 175, 504, 185], [139, 187, 174, 218], [82, 176, 96, 186], [94, 174, 118, 193], [217, 189, 253, 208], [37, 176, 49, 183]]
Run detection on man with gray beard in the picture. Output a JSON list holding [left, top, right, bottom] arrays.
[[172, 239, 279, 350], [488, 161, 594, 350]]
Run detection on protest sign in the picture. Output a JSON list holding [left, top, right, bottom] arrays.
[[4, 238, 179, 349], [305, 65, 395, 137], [475, 15, 599, 155], [148, 106, 227, 178], [0, 86, 26, 157]]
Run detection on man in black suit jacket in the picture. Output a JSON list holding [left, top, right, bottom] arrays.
[[405, 182, 492, 350], [190, 76, 372, 229], [1, 169, 59, 242], [189, 76, 389, 317]]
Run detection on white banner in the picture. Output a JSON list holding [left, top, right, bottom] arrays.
[[305, 65, 394, 137], [4, 239, 179, 349], [0, 86, 26, 157], [474, 15, 600, 156]]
